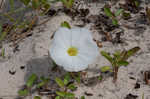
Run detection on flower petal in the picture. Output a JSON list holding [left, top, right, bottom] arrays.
[[50, 44, 72, 67], [50, 27, 99, 72], [53, 27, 71, 49], [71, 28, 93, 48], [63, 56, 89, 72], [71, 27, 99, 65]]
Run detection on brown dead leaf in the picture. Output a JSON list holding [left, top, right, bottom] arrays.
[[93, 39, 103, 48]]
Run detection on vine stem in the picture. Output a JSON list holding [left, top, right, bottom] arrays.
[[113, 66, 118, 83]]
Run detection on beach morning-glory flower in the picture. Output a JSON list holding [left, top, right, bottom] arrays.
[[49, 27, 99, 72]]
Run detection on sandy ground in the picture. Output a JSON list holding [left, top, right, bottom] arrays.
[[0, 0, 150, 99]]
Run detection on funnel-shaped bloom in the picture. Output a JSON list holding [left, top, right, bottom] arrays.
[[50, 27, 99, 72]]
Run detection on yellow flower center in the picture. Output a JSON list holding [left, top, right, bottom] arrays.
[[67, 47, 78, 56]]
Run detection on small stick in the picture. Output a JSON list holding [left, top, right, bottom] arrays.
[[0, 0, 4, 9], [144, 71, 149, 85]]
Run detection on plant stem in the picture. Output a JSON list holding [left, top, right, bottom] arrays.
[[113, 66, 118, 83]]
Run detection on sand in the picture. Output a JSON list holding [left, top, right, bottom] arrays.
[[0, 0, 150, 99]]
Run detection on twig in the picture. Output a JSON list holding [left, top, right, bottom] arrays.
[[0, 0, 4, 9], [144, 71, 149, 85]]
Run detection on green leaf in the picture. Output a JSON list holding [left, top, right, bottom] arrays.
[[142, 93, 144, 99], [73, 72, 81, 83], [64, 73, 71, 85], [101, 51, 113, 63], [117, 61, 129, 67], [113, 51, 121, 60], [115, 9, 124, 17], [121, 47, 140, 60], [100, 66, 112, 72], [43, 3, 50, 11], [61, 0, 74, 9], [0, 31, 8, 41], [38, 77, 49, 88], [26, 73, 38, 88], [64, 92, 75, 98], [104, 7, 113, 17], [1, 48, 5, 58], [0, 23, 2, 34], [56, 91, 66, 97], [37, 78, 49, 88], [10, 0, 15, 11], [134, 0, 140, 7], [112, 18, 118, 26], [67, 84, 76, 90], [34, 96, 41, 99], [20, 0, 31, 6], [61, 21, 71, 29], [122, 12, 131, 19], [98, 75, 103, 81], [32, 0, 40, 9], [18, 89, 29, 96], [67, 0, 74, 8], [56, 91, 75, 98], [81, 96, 85, 99], [55, 96, 61, 99], [55, 77, 65, 88]]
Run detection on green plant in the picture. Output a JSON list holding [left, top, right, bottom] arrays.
[[18, 73, 49, 98], [100, 47, 140, 82], [80, 96, 85, 99], [61, 0, 74, 9], [104, 6, 124, 26], [122, 11, 131, 20], [55, 73, 77, 99], [61, 21, 71, 29], [20, 0, 50, 11], [34, 96, 41, 99], [0, 0, 52, 43], [142, 93, 144, 99], [0, 48, 5, 58]]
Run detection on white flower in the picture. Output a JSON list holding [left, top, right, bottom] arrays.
[[49, 27, 99, 72]]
